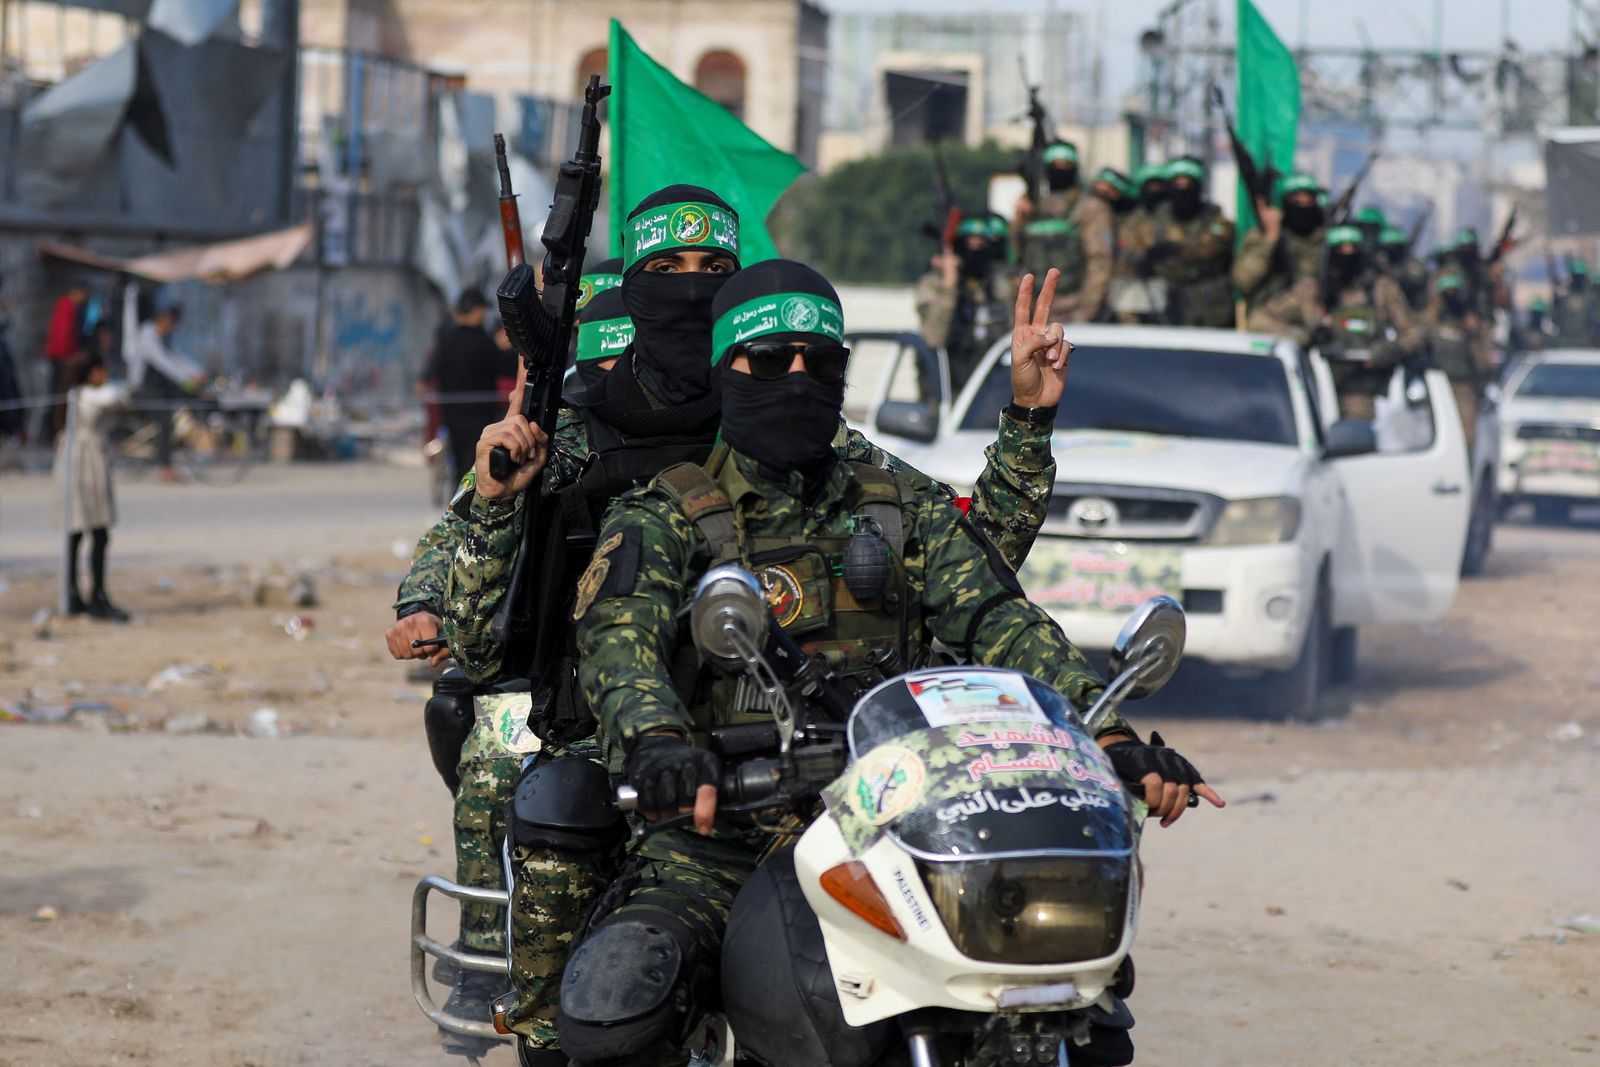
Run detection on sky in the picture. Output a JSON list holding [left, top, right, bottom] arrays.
[[824, 0, 1583, 101]]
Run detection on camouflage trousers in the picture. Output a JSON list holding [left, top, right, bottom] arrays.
[[1449, 379, 1481, 450], [504, 739, 617, 1052], [453, 714, 520, 954], [557, 825, 765, 1064]]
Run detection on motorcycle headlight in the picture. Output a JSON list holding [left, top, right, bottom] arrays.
[[916, 856, 1131, 966], [1208, 496, 1301, 545]]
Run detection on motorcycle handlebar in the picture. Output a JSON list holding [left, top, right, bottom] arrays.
[[614, 759, 787, 815]]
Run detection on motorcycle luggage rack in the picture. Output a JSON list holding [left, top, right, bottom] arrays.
[[410, 875, 514, 1041]]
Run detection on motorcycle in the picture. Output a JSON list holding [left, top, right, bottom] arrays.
[[613, 564, 1189, 1067]]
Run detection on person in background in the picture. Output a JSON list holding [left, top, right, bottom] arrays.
[[42, 282, 90, 441], [0, 273, 24, 446], [434, 290, 519, 483], [55, 354, 129, 621], [128, 302, 206, 482]]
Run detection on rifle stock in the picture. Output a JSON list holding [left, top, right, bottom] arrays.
[[488, 74, 611, 650]]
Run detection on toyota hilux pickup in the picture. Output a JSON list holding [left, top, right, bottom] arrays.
[[844, 325, 1474, 719]]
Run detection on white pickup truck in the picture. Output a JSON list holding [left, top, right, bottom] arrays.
[[1494, 348, 1600, 521], [844, 325, 1477, 719]]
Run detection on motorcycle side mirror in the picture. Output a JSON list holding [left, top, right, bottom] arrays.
[[690, 565, 770, 668], [688, 565, 799, 753], [1081, 595, 1186, 735]]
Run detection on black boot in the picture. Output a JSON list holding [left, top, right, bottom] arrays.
[[87, 528, 128, 622], [66, 532, 86, 614], [438, 969, 506, 1060]]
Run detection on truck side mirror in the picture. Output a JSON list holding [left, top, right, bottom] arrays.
[[1325, 419, 1377, 459]]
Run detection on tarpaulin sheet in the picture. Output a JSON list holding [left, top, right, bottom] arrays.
[[1545, 128, 1600, 236], [37, 222, 313, 283]]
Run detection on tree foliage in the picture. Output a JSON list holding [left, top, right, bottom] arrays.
[[773, 141, 1017, 285]]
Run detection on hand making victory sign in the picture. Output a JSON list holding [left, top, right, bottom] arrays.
[[1010, 268, 1073, 410]]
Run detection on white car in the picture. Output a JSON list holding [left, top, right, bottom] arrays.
[[1494, 348, 1600, 521], [845, 325, 1474, 719]]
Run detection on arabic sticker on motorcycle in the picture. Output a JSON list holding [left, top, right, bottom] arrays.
[[907, 671, 1049, 729], [848, 745, 927, 826]]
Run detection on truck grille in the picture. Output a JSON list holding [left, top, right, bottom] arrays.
[[1517, 423, 1600, 443], [1042, 484, 1221, 543]]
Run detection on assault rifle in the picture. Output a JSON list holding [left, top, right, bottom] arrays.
[[1486, 205, 1518, 266], [1326, 150, 1379, 225], [1212, 84, 1281, 224], [1020, 58, 1052, 203], [488, 74, 610, 653], [926, 139, 962, 251]]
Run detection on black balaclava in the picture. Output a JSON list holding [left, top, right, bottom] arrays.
[[710, 260, 847, 477], [1046, 165, 1078, 192], [620, 184, 741, 405], [1283, 197, 1324, 238]]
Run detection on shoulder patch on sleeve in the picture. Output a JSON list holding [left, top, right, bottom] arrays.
[[572, 528, 642, 621]]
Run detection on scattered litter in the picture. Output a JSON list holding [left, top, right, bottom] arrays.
[[1530, 928, 1569, 945], [1547, 721, 1585, 743], [291, 575, 318, 609], [163, 712, 215, 735], [391, 539, 412, 560], [31, 607, 51, 639], [420, 835, 434, 846], [1265, 906, 1286, 917], [153, 577, 175, 593], [0, 704, 28, 723], [0, 638, 16, 673], [1554, 914, 1600, 935], [32, 905, 57, 923], [247, 708, 281, 739], [284, 615, 315, 641], [379, 852, 424, 865], [1493, 948, 1515, 960], [147, 663, 214, 691], [1447, 879, 1470, 892], [16, 805, 42, 819], [68, 700, 116, 716], [1232, 792, 1278, 806], [20, 702, 69, 725]]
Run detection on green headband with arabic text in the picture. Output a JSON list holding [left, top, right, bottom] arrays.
[[622, 201, 740, 272], [711, 292, 845, 364]]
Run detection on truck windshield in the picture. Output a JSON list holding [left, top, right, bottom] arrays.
[[961, 345, 1300, 446], [1515, 362, 1600, 400]]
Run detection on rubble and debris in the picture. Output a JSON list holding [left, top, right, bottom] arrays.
[[147, 662, 216, 691], [247, 708, 281, 738], [1554, 914, 1600, 935], [1547, 721, 1584, 743]]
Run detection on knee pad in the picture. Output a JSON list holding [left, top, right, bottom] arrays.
[[556, 915, 696, 1061], [507, 755, 625, 852]]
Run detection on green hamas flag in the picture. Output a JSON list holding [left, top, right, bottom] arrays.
[[608, 20, 805, 263], [1236, 0, 1299, 234]]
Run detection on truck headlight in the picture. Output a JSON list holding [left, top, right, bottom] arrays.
[[1209, 496, 1301, 545]]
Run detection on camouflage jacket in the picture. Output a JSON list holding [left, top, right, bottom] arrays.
[[1149, 203, 1236, 329], [1422, 298, 1495, 385], [575, 445, 1118, 752], [1232, 227, 1322, 305], [1252, 274, 1422, 367], [439, 410, 1058, 682], [914, 267, 1014, 353], [1016, 187, 1115, 323]]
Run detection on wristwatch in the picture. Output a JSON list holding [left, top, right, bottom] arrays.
[[1004, 401, 1059, 428]]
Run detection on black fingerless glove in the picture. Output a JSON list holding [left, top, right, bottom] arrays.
[[624, 733, 721, 814], [1104, 731, 1205, 798]]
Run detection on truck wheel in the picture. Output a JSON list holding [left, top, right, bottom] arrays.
[[1329, 626, 1358, 686], [1273, 582, 1331, 722], [1460, 479, 1495, 577]]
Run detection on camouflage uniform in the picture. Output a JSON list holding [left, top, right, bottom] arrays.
[[1255, 274, 1422, 420], [563, 443, 1119, 1062], [1555, 286, 1600, 347], [1423, 294, 1495, 449], [392, 474, 518, 957], [444, 409, 1057, 1051], [1147, 203, 1236, 329], [1235, 227, 1322, 331], [914, 267, 1015, 391], [1016, 186, 1115, 323], [1108, 207, 1163, 324]]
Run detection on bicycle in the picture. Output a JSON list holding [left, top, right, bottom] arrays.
[[109, 397, 263, 486]]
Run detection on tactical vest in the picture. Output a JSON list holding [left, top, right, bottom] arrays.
[[1429, 321, 1479, 382], [654, 457, 918, 732], [1324, 292, 1395, 399], [1020, 191, 1088, 293]]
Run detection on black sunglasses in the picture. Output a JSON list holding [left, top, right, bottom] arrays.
[[737, 341, 851, 383]]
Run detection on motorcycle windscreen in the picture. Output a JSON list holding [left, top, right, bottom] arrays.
[[847, 667, 1087, 756], [914, 854, 1132, 966]]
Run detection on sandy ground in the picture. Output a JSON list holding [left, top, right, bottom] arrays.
[[1, 463, 1597, 1067]]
